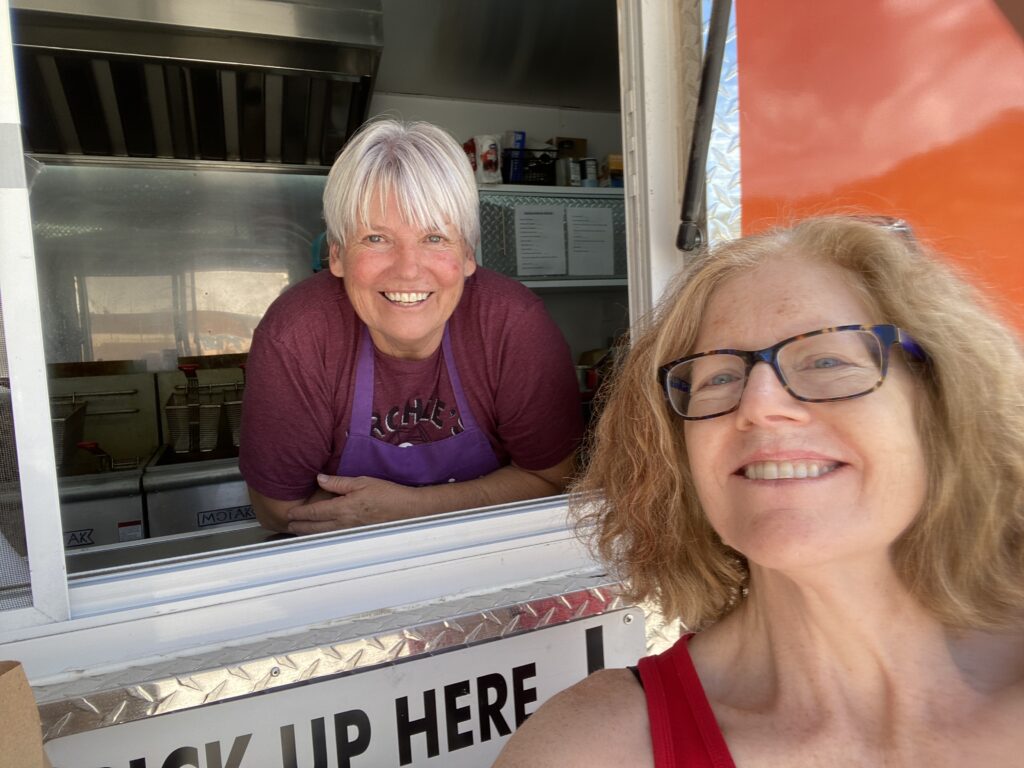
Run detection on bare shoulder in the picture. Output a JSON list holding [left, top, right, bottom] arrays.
[[492, 668, 652, 768]]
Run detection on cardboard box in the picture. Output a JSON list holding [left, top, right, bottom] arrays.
[[0, 661, 52, 767], [602, 154, 623, 172], [599, 154, 624, 187], [548, 136, 588, 159]]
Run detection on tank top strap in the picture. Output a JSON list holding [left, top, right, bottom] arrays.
[[636, 635, 736, 768]]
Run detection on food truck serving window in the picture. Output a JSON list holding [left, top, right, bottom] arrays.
[[0, 0, 659, 695], [19, 158, 619, 576], [0, 158, 630, 679]]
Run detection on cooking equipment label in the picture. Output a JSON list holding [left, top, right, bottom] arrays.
[[196, 505, 256, 528]]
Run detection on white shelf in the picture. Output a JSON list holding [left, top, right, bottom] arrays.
[[479, 184, 624, 198], [521, 278, 627, 290]]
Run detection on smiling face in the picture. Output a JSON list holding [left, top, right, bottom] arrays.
[[682, 254, 928, 574], [330, 190, 477, 359]]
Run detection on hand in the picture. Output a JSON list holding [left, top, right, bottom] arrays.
[[286, 474, 419, 534]]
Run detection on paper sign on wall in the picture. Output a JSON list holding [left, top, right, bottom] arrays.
[[514, 206, 566, 276], [567, 207, 615, 276]]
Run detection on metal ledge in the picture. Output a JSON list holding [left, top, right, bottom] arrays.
[[35, 573, 623, 740]]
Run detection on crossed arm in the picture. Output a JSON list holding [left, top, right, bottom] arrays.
[[249, 453, 575, 534]]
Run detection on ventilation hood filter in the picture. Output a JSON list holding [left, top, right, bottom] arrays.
[[11, 0, 383, 166]]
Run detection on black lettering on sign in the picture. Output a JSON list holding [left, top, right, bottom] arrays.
[[280, 723, 299, 768], [443, 680, 473, 752], [205, 735, 251, 768], [512, 663, 538, 727], [161, 746, 199, 768], [130, 760, 147, 768], [586, 625, 606, 674], [335, 709, 371, 768], [477, 673, 511, 741], [311, 717, 329, 768], [395, 689, 439, 766], [280, 718, 330, 768]]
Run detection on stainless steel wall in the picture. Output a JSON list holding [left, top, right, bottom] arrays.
[[28, 159, 325, 369]]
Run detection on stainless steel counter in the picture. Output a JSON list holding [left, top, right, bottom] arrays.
[[143, 448, 255, 537], [65, 521, 286, 574], [59, 468, 144, 547]]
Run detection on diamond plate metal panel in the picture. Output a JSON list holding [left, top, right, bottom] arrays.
[[479, 191, 628, 279], [639, 600, 686, 655], [703, 0, 741, 245], [35, 573, 629, 741]]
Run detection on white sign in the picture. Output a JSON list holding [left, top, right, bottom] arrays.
[[567, 207, 615, 276], [45, 609, 646, 768], [514, 206, 566, 276]]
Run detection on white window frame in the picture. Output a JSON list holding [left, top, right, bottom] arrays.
[[0, 0, 70, 629], [620, 0, 695, 324]]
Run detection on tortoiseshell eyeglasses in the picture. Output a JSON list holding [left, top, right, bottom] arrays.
[[658, 324, 928, 420]]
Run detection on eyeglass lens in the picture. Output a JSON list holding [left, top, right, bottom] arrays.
[[666, 329, 886, 418]]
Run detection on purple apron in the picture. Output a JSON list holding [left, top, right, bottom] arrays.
[[336, 325, 502, 486]]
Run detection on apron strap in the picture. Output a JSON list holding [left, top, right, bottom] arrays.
[[350, 325, 376, 430]]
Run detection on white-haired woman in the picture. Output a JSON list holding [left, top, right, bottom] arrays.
[[240, 119, 582, 533]]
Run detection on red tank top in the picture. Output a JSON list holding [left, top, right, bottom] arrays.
[[636, 635, 737, 768]]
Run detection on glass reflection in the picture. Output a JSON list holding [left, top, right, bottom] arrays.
[[25, 160, 326, 562], [30, 161, 324, 369]]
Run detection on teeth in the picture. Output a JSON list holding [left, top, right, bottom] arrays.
[[743, 461, 838, 480], [384, 292, 430, 304]]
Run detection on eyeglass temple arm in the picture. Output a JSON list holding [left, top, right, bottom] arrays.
[[896, 329, 928, 362]]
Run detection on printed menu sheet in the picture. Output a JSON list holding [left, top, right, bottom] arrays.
[[514, 206, 567, 276], [567, 207, 615, 276]]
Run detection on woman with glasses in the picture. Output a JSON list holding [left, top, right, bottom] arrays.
[[494, 216, 1024, 766]]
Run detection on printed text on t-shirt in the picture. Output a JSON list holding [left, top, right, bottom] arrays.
[[371, 397, 465, 444]]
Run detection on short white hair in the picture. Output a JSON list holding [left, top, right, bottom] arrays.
[[323, 119, 480, 248]]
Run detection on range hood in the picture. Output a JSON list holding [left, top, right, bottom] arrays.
[[375, 0, 620, 113], [11, 0, 383, 166]]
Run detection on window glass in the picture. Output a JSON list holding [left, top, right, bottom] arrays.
[[0, 295, 33, 610], [30, 164, 323, 566]]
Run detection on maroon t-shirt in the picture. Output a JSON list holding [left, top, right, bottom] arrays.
[[239, 267, 583, 501]]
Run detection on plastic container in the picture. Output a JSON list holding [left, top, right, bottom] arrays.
[[501, 148, 557, 185]]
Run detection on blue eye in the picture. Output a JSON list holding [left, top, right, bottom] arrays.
[[811, 357, 845, 369], [692, 371, 741, 393], [708, 372, 740, 386]]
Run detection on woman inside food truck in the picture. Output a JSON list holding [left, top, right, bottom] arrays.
[[494, 217, 1024, 766], [239, 119, 583, 534]]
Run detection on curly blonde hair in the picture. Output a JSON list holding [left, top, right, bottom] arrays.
[[572, 216, 1024, 630]]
